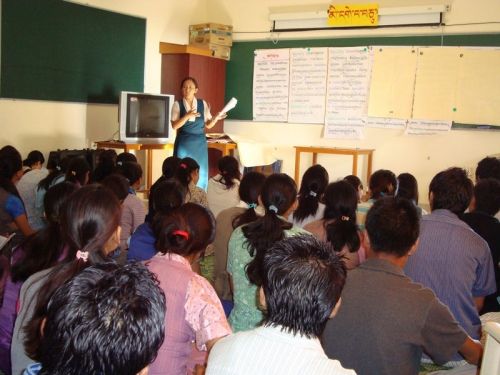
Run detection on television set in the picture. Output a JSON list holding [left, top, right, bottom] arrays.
[[119, 91, 175, 143]]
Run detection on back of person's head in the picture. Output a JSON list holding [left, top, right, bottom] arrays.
[[162, 156, 181, 179], [93, 149, 117, 182], [39, 156, 67, 191], [65, 157, 91, 186], [156, 203, 215, 258], [24, 184, 122, 359], [476, 156, 500, 181], [323, 181, 360, 253], [11, 182, 78, 283], [293, 164, 329, 223], [262, 235, 346, 338], [149, 179, 186, 219], [116, 152, 137, 164], [344, 174, 363, 191], [397, 172, 419, 204], [473, 178, 500, 216], [114, 161, 142, 187], [101, 174, 130, 202], [0, 145, 23, 196], [429, 167, 473, 214], [216, 155, 241, 190], [232, 171, 266, 228], [175, 157, 200, 187], [369, 169, 397, 200], [38, 262, 165, 375], [365, 197, 419, 257], [244, 173, 297, 286], [23, 150, 45, 169]]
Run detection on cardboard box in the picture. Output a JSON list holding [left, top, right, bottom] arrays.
[[207, 43, 231, 60], [189, 23, 233, 47]]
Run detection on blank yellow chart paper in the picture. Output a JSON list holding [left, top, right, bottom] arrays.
[[368, 47, 417, 119], [455, 49, 500, 126], [412, 47, 460, 121]]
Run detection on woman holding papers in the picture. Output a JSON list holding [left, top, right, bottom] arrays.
[[171, 77, 226, 191]]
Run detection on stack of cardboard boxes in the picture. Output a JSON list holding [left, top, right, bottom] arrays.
[[188, 23, 233, 60]]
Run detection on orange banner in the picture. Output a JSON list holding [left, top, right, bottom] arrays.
[[327, 3, 379, 27]]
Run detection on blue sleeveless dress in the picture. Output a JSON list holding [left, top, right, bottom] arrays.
[[174, 99, 208, 190]]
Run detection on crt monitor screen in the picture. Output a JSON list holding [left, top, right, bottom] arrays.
[[126, 94, 169, 138]]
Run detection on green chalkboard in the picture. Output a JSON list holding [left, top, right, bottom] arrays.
[[226, 33, 500, 129], [1, 0, 145, 104]]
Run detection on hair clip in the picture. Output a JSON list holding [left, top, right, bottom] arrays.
[[248, 203, 257, 209], [56, 165, 61, 171], [341, 216, 350, 221], [117, 161, 123, 166], [268, 205, 278, 213], [172, 230, 189, 240], [71, 171, 76, 176], [180, 163, 187, 169], [76, 250, 89, 262], [309, 191, 317, 197]]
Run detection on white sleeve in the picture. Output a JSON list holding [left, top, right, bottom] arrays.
[[171, 101, 180, 122], [203, 100, 212, 121]]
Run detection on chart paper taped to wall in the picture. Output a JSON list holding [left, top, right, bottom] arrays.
[[368, 47, 417, 119]]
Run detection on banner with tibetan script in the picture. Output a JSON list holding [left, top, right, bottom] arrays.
[[327, 3, 379, 27]]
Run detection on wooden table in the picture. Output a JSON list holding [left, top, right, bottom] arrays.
[[95, 140, 237, 190], [294, 146, 375, 184], [95, 141, 174, 191]]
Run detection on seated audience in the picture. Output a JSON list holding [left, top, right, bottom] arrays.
[[461, 178, 500, 313], [22, 262, 165, 375], [0, 182, 77, 375], [344, 174, 364, 203], [213, 171, 266, 302], [114, 161, 147, 263], [147, 203, 231, 375], [228, 173, 307, 332], [17, 151, 48, 230], [289, 164, 328, 228], [0, 146, 34, 240], [175, 157, 208, 207], [207, 235, 354, 375], [11, 185, 122, 374], [475, 156, 500, 181], [207, 155, 241, 217], [34, 157, 68, 229], [116, 151, 138, 164], [356, 169, 397, 229], [305, 181, 365, 269], [64, 156, 90, 187], [404, 167, 495, 362], [128, 179, 187, 262], [323, 197, 483, 375], [92, 149, 117, 182], [149, 156, 181, 197], [397, 172, 428, 216]]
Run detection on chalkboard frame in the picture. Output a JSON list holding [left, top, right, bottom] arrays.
[[0, 0, 146, 104], [226, 33, 500, 130]]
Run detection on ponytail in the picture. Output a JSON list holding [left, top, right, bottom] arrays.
[[322, 181, 360, 254], [243, 174, 296, 286], [293, 165, 328, 223]]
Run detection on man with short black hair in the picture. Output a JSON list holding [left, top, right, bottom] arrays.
[[23, 263, 166, 375], [206, 235, 355, 375], [476, 156, 500, 181], [461, 178, 500, 313], [323, 197, 482, 375], [405, 167, 495, 361]]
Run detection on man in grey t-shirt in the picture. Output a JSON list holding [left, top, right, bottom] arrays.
[[322, 197, 482, 375]]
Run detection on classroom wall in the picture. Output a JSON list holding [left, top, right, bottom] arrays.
[[1, 0, 499, 203]]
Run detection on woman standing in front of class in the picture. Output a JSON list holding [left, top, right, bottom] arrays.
[[171, 77, 226, 191]]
